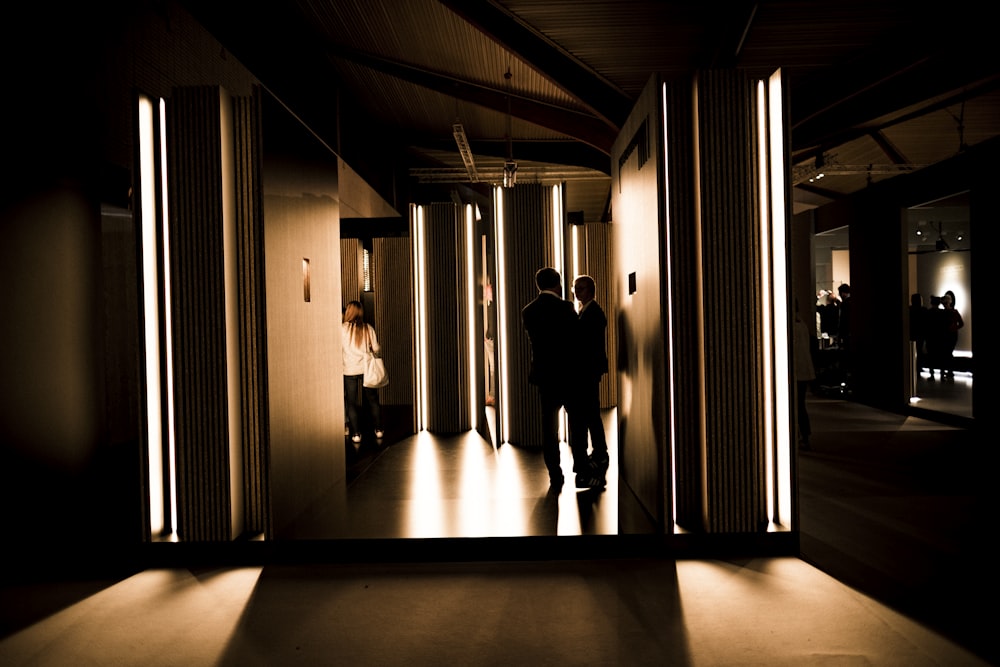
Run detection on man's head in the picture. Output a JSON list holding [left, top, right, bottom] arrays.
[[535, 267, 562, 293], [573, 275, 596, 305]]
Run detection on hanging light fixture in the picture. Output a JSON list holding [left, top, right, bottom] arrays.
[[502, 67, 517, 188]]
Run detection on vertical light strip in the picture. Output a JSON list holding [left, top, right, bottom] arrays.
[[158, 98, 177, 534], [494, 186, 510, 442], [551, 184, 565, 289], [411, 205, 428, 430], [465, 204, 477, 429], [768, 70, 792, 526], [756, 80, 776, 522], [138, 95, 164, 537], [566, 225, 584, 285], [661, 83, 678, 526], [551, 184, 568, 441]]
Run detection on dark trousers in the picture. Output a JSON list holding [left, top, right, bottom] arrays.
[[345, 374, 382, 436], [537, 383, 566, 480], [569, 379, 608, 468], [537, 382, 591, 480]]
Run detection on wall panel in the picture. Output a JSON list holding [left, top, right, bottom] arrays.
[[694, 70, 766, 533], [373, 236, 415, 414], [611, 79, 668, 530], [261, 91, 345, 540], [498, 183, 553, 447], [420, 204, 471, 433], [233, 91, 271, 538]]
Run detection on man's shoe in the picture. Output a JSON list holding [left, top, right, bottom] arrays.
[[575, 473, 605, 490], [590, 455, 610, 474], [351, 434, 362, 444]]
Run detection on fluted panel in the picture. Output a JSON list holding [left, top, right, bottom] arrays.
[[584, 222, 617, 408], [662, 79, 704, 531], [372, 236, 414, 414], [499, 183, 551, 447], [340, 238, 362, 304], [166, 86, 232, 541], [233, 92, 271, 537], [422, 203, 470, 433], [695, 70, 767, 533]]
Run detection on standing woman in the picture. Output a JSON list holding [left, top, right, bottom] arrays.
[[342, 300, 385, 443], [940, 290, 964, 380]]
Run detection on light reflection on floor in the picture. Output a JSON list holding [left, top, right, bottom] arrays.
[[345, 410, 620, 539]]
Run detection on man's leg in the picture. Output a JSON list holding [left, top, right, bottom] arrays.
[[567, 386, 604, 489], [584, 381, 609, 474], [538, 385, 564, 486]]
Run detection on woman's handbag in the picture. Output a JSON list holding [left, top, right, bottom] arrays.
[[363, 330, 389, 388]]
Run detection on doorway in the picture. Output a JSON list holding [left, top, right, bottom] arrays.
[[906, 191, 972, 420]]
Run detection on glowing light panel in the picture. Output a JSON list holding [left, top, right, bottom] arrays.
[[465, 204, 477, 428]]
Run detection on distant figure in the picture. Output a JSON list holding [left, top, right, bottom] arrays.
[[794, 300, 817, 450], [939, 291, 964, 380], [836, 283, 852, 350], [521, 267, 601, 490], [925, 295, 945, 380], [909, 293, 928, 375], [835, 283, 853, 387], [569, 275, 610, 483], [342, 300, 385, 444], [816, 290, 840, 344]]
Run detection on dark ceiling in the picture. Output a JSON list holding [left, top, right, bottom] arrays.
[[183, 1, 1000, 222]]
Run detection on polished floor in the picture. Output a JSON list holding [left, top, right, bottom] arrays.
[[1, 376, 992, 666]]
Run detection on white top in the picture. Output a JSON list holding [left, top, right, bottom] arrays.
[[342, 322, 381, 376]]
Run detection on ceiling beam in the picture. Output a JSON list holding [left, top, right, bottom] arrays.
[[438, 0, 633, 128]]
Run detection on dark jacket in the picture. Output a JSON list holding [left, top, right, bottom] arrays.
[[577, 300, 608, 382], [521, 291, 578, 386]]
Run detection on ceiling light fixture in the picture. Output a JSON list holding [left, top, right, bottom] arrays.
[[452, 123, 478, 183]]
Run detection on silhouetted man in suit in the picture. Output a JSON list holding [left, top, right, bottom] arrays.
[[521, 267, 601, 489], [569, 274, 609, 482]]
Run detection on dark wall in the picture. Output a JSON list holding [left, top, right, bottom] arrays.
[[0, 2, 263, 564]]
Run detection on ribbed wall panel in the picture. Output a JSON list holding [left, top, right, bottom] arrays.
[[166, 87, 232, 541], [422, 203, 471, 432], [498, 183, 552, 447], [233, 92, 271, 538], [372, 237, 414, 414], [340, 238, 362, 304], [695, 71, 767, 533]]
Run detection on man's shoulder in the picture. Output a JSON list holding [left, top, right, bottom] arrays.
[[583, 300, 607, 321]]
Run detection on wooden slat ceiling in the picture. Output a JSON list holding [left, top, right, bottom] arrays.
[[184, 0, 1000, 221]]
